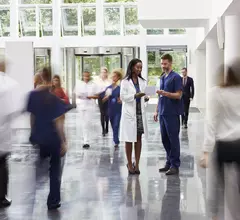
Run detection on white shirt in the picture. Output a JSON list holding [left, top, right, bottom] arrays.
[[95, 77, 111, 93], [203, 86, 240, 152], [75, 80, 99, 111]]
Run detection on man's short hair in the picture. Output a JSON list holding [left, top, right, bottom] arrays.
[[182, 67, 187, 71], [41, 67, 52, 83], [161, 54, 173, 63]]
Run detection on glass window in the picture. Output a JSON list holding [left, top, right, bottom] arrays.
[[124, 7, 139, 35], [147, 29, 164, 35], [19, 8, 36, 36], [105, 0, 136, 2], [62, 8, 78, 36], [40, 8, 53, 36], [20, 0, 52, 3], [169, 29, 186, 34], [0, 0, 10, 4], [82, 7, 96, 36], [104, 7, 120, 35], [64, 0, 95, 3], [0, 9, 10, 37], [147, 50, 186, 86]]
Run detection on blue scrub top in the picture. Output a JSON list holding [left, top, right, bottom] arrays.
[[27, 88, 67, 144], [158, 71, 183, 116], [104, 85, 122, 116]]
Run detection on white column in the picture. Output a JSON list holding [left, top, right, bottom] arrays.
[[51, 0, 61, 75], [206, 39, 224, 97], [139, 26, 148, 80], [195, 49, 206, 110], [225, 15, 240, 67], [10, 0, 18, 38]]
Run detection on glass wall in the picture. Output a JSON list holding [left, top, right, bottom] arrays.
[[2, 0, 186, 38], [148, 48, 187, 86], [0, 0, 10, 37]]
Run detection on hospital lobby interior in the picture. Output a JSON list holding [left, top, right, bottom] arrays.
[[1, 0, 240, 219]]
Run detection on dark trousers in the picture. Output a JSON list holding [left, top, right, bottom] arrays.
[[0, 152, 9, 199], [109, 113, 121, 145], [182, 99, 190, 125], [38, 143, 61, 206], [210, 139, 240, 217], [160, 115, 181, 168], [98, 98, 109, 133]]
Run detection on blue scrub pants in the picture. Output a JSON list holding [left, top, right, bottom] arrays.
[[109, 113, 121, 145], [39, 141, 61, 207], [160, 115, 181, 168]]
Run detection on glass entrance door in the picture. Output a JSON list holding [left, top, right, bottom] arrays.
[[76, 54, 122, 82]]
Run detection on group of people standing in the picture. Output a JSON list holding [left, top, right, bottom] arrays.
[[0, 54, 194, 211]]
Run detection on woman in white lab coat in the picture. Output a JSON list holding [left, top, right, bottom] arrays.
[[120, 58, 148, 175]]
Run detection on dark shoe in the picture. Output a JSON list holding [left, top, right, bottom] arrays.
[[166, 167, 179, 175], [48, 203, 61, 210], [159, 166, 170, 172], [132, 163, 140, 175], [83, 144, 90, 149], [114, 144, 119, 149], [127, 164, 135, 175], [184, 124, 188, 129], [0, 197, 11, 208], [102, 132, 106, 137]]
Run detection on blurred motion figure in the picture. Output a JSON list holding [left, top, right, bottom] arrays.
[[102, 69, 123, 148], [201, 60, 240, 220], [75, 71, 99, 149], [0, 60, 21, 207], [26, 67, 67, 210], [96, 67, 111, 136]]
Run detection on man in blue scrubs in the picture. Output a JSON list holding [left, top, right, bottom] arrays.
[[154, 54, 183, 175]]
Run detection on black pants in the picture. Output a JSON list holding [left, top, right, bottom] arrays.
[[182, 99, 190, 125], [210, 139, 240, 217], [0, 152, 9, 199], [98, 98, 109, 133]]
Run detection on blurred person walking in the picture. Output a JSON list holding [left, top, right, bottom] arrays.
[[102, 69, 123, 148], [0, 60, 21, 207], [26, 67, 67, 210], [120, 59, 148, 175], [51, 75, 70, 144], [51, 75, 69, 105], [75, 71, 99, 149], [96, 67, 111, 136], [200, 60, 240, 220]]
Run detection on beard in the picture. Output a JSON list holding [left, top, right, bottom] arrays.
[[162, 67, 169, 73]]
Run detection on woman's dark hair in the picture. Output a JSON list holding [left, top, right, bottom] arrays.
[[221, 67, 240, 87], [220, 59, 240, 87], [52, 74, 62, 87], [125, 58, 145, 80]]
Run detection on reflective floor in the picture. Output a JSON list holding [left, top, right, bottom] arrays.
[[1, 107, 208, 220]]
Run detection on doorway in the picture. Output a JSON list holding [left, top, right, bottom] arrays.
[[63, 47, 137, 106]]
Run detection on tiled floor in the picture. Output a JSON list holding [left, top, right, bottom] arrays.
[[0, 107, 208, 220]]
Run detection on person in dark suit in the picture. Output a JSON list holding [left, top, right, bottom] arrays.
[[181, 68, 194, 128]]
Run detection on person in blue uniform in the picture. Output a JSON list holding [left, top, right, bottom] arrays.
[[27, 67, 67, 210], [102, 69, 123, 148], [154, 54, 183, 175]]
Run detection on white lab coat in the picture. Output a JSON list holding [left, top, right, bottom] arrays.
[[120, 77, 148, 142], [0, 72, 20, 152]]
